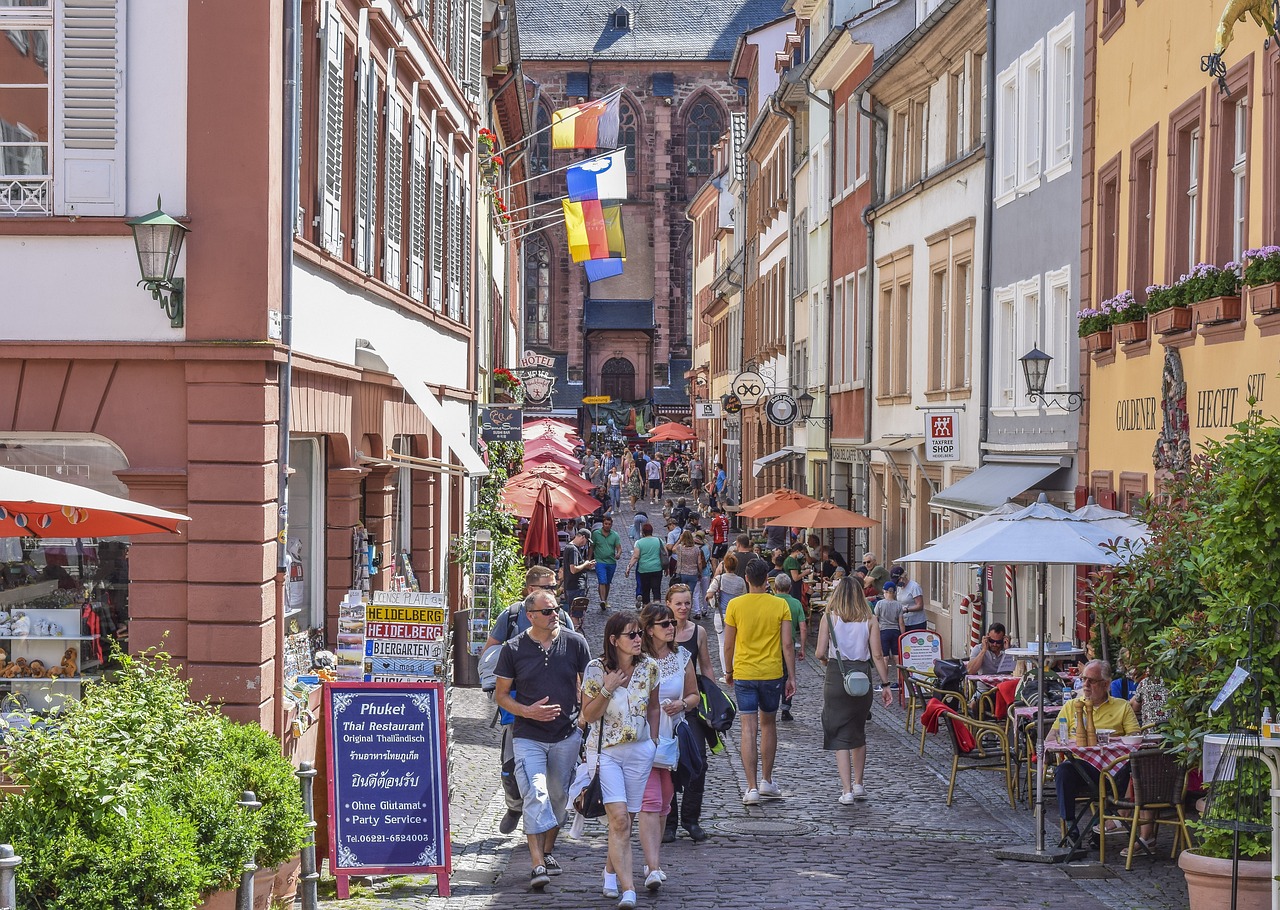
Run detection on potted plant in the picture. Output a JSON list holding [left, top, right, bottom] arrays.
[[0, 651, 310, 910], [1106, 289, 1147, 344], [1077, 299, 1116, 353], [492, 367, 523, 403], [1095, 413, 1280, 910], [1144, 281, 1193, 336], [1183, 261, 1243, 325], [1242, 245, 1280, 316]]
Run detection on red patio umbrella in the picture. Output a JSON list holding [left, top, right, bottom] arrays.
[[524, 436, 577, 456], [502, 479, 601, 520], [646, 422, 696, 442], [768, 500, 879, 529], [523, 448, 583, 472], [509, 465, 597, 494], [523, 419, 581, 443], [522, 484, 561, 559], [737, 488, 821, 520]]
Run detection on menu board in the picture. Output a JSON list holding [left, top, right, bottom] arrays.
[[364, 591, 448, 683], [325, 682, 451, 897], [898, 629, 943, 674]]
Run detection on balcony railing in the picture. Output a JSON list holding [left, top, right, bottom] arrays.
[[1, 178, 51, 216]]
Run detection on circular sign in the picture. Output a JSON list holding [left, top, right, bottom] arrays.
[[723, 393, 742, 415], [765, 394, 798, 427], [731, 370, 765, 401]]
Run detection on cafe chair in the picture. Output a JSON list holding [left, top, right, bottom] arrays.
[[942, 713, 1016, 809], [1096, 748, 1191, 870], [907, 673, 969, 755]]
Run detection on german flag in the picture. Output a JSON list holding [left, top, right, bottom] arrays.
[[562, 200, 625, 263], [551, 94, 621, 150]]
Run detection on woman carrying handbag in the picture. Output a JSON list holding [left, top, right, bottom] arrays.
[[580, 612, 661, 909], [636, 599, 698, 890], [815, 579, 893, 804], [666, 583, 714, 843]]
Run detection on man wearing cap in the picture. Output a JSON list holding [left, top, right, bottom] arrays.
[[862, 552, 889, 589], [560, 528, 595, 631], [892, 566, 927, 631]]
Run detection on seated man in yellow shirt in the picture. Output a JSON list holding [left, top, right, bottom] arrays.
[[1052, 659, 1140, 842]]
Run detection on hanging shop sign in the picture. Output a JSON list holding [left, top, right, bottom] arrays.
[[723, 393, 742, 416], [519, 350, 556, 368], [765, 394, 798, 428], [325, 681, 452, 897], [925, 412, 959, 462], [480, 407, 523, 442], [513, 368, 556, 407], [730, 370, 766, 402], [695, 399, 722, 420]]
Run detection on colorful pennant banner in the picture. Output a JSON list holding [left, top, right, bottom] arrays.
[[552, 95, 621, 150]]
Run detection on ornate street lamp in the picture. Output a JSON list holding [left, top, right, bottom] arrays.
[[795, 389, 832, 427], [1019, 347, 1083, 412], [126, 196, 189, 328]]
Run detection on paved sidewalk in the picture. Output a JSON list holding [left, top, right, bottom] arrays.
[[315, 502, 1190, 910]]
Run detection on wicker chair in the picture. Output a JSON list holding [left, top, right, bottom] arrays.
[[1096, 748, 1191, 870], [904, 672, 969, 755], [942, 712, 1016, 809]]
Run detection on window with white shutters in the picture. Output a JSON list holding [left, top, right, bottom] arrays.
[[408, 120, 427, 302], [430, 145, 445, 309], [466, 0, 481, 104], [384, 90, 403, 291], [318, 3, 344, 254], [447, 165, 461, 321], [461, 174, 471, 324], [354, 13, 373, 272]]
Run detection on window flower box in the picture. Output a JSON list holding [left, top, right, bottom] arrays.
[[1149, 306, 1193, 336], [1191, 294, 1242, 326], [1115, 320, 1147, 344], [1084, 329, 1113, 353], [1246, 281, 1280, 316], [1242, 246, 1280, 316]]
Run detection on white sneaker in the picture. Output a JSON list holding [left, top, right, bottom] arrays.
[[839, 791, 856, 805], [603, 885, 620, 899], [850, 783, 867, 799], [758, 780, 783, 799], [645, 869, 664, 891], [742, 787, 760, 805], [618, 889, 637, 909], [643, 866, 667, 882]]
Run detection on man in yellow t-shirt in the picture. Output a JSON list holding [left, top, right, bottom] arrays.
[[1053, 659, 1140, 841], [724, 557, 795, 806]]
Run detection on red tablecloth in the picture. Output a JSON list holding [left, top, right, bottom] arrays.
[[1046, 737, 1141, 772], [1012, 704, 1062, 722]]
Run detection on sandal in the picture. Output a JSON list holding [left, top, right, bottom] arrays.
[[1092, 820, 1126, 836], [1120, 837, 1155, 859]]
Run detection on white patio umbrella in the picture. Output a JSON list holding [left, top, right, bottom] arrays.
[[1068, 497, 1150, 664], [897, 494, 1136, 863]]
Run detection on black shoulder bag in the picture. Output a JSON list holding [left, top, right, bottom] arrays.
[[575, 718, 607, 818]]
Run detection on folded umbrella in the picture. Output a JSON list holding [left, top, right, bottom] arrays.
[[522, 485, 561, 559]]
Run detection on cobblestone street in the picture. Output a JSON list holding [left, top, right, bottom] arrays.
[[316, 507, 1190, 910]]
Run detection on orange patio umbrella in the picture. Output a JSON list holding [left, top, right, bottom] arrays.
[[522, 484, 561, 559], [646, 422, 696, 442], [0, 465, 189, 538], [508, 465, 596, 494], [767, 500, 879, 530], [737, 488, 820, 520], [501, 478, 601, 520]]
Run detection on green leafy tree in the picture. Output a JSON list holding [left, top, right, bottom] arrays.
[[452, 439, 526, 616]]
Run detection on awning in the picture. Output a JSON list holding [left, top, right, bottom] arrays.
[[366, 336, 489, 478], [856, 436, 923, 452], [929, 460, 1065, 514], [751, 445, 803, 477]]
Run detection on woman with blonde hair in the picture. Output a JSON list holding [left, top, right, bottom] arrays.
[[815, 578, 893, 804], [672, 530, 704, 596]]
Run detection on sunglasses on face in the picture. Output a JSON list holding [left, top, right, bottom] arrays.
[[987, 638, 1006, 647], [650, 619, 677, 629], [618, 630, 644, 640], [532, 608, 560, 617]]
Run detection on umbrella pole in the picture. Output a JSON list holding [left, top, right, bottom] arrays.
[[995, 561, 1070, 863]]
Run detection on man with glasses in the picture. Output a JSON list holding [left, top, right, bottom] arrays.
[[1052, 659, 1140, 844], [966, 623, 1012, 676], [862, 552, 889, 589], [494, 590, 591, 890]]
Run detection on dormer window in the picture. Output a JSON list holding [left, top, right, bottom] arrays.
[[611, 7, 631, 30]]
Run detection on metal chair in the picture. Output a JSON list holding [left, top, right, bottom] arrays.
[[906, 672, 969, 755], [942, 712, 1016, 809], [1096, 748, 1191, 870]]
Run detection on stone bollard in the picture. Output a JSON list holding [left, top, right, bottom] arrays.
[[0, 844, 19, 910], [296, 762, 320, 910], [236, 791, 262, 910]]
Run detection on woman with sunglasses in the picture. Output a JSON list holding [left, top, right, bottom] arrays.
[[664, 583, 713, 844], [636, 599, 698, 889], [580, 612, 661, 909]]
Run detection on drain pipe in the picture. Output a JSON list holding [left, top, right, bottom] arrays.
[[767, 93, 798, 490], [978, 0, 996, 459], [274, 0, 301, 745], [802, 81, 834, 501], [857, 86, 887, 545]]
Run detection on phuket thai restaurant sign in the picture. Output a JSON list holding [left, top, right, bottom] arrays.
[[325, 682, 451, 893]]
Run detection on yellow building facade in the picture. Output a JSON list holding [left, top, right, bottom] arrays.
[[1082, 0, 1280, 508]]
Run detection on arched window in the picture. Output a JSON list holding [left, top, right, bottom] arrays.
[[601, 356, 635, 401], [524, 236, 551, 345], [684, 96, 723, 177], [619, 98, 640, 176], [531, 103, 552, 174]]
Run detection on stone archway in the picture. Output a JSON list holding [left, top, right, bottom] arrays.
[[601, 356, 635, 401]]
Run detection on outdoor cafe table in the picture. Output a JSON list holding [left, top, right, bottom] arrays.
[[1044, 736, 1143, 853]]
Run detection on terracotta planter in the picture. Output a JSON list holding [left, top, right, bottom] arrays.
[[1084, 329, 1113, 353], [273, 855, 303, 906], [1246, 281, 1280, 316], [1115, 320, 1148, 344], [1179, 850, 1272, 910], [1191, 294, 1242, 325], [195, 866, 279, 910], [1149, 306, 1193, 336], [198, 889, 236, 910]]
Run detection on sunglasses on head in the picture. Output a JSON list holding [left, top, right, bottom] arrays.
[[618, 630, 644, 640], [650, 619, 677, 628], [532, 608, 560, 617]]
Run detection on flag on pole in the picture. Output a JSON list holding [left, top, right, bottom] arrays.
[[584, 259, 625, 282], [562, 200, 625, 263], [552, 95, 621, 150], [566, 150, 628, 202]]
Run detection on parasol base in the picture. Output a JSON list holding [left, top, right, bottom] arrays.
[[993, 844, 1075, 864]]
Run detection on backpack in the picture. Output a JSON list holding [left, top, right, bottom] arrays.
[[478, 605, 521, 693], [1014, 665, 1065, 707], [932, 658, 966, 695], [695, 674, 736, 733]]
